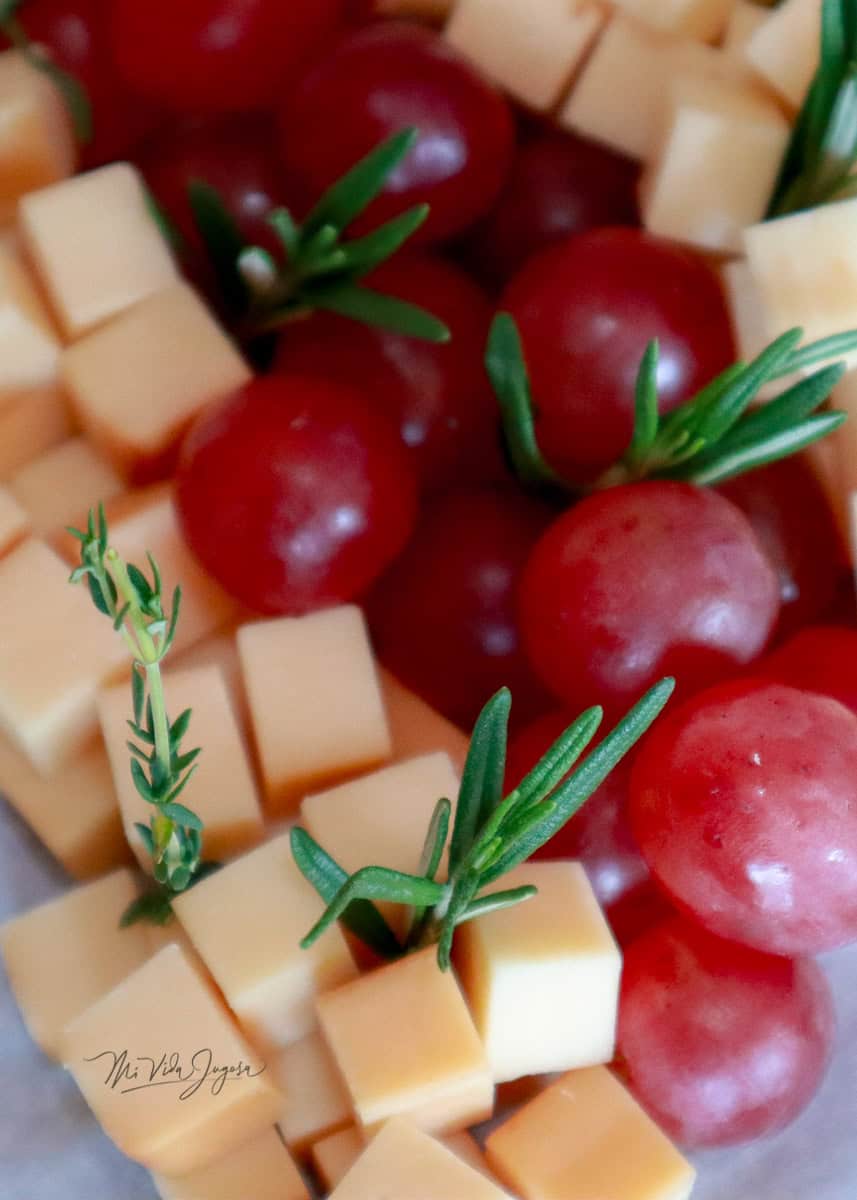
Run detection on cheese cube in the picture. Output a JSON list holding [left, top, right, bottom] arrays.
[[0, 485, 30, 555], [61, 283, 251, 481], [0, 732, 128, 878], [455, 863, 621, 1084], [722, 0, 768, 55], [640, 76, 789, 254], [330, 1118, 508, 1200], [0, 538, 128, 771], [0, 244, 61, 396], [168, 629, 251, 740], [317, 948, 493, 1136], [61, 944, 283, 1176], [745, 0, 821, 109], [274, 1031, 353, 1154], [173, 830, 357, 1054], [0, 384, 74, 479], [744, 198, 857, 372], [380, 669, 469, 773], [486, 1067, 696, 1200], [445, 0, 607, 112], [20, 163, 178, 340], [0, 867, 151, 1057], [98, 664, 264, 871], [611, 0, 736, 41], [312, 1127, 365, 1193], [238, 607, 392, 814], [9, 436, 124, 537], [0, 51, 75, 222], [152, 1128, 308, 1200]]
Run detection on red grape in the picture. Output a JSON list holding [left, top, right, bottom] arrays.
[[176, 375, 418, 615], [110, 0, 343, 114], [274, 254, 500, 490], [630, 679, 857, 955], [368, 485, 553, 731], [618, 917, 835, 1147], [519, 482, 780, 719], [277, 23, 515, 244], [502, 229, 735, 481], [759, 626, 857, 716]]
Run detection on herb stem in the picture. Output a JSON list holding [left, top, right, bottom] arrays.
[[145, 662, 172, 785]]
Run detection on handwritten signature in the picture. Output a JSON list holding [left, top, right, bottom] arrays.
[[83, 1048, 267, 1100]]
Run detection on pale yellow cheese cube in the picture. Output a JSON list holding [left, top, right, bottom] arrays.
[[380, 668, 469, 774], [9, 436, 124, 536], [0, 867, 151, 1057], [61, 943, 283, 1176], [20, 163, 178, 340], [0, 51, 75, 222], [312, 1126, 365, 1193], [0, 731, 128, 878], [238, 607, 392, 815], [612, 0, 736, 40], [152, 1128, 308, 1200], [330, 1118, 509, 1200], [445, 0, 607, 112], [98, 663, 264, 871], [0, 485, 30, 555], [744, 198, 857, 372], [456, 863, 621, 1084], [0, 384, 74, 480], [0, 538, 128, 771], [173, 829, 357, 1054], [0, 243, 61, 396], [745, 0, 821, 109], [722, 0, 768, 55], [274, 1031, 353, 1154], [720, 258, 788, 402], [61, 282, 251, 481], [641, 75, 789, 253], [486, 1067, 696, 1200], [317, 947, 493, 1136]]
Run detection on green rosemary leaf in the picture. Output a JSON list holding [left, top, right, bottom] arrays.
[[164, 586, 182, 654], [780, 329, 857, 374], [628, 340, 660, 461], [130, 758, 156, 804], [164, 765, 198, 806], [309, 280, 450, 343], [173, 747, 202, 774], [187, 179, 247, 315], [169, 708, 193, 746], [131, 666, 145, 726], [120, 891, 174, 928], [510, 706, 603, 813], [87, 570, 114, 616], [418, 798, 452, 882], [134, 822, 156, 858], [333, 205, 430, 278], [126, 740, 150, 764], [681, 413, 846, 487], [127, 719, 155, 745], [458, 885, 538, 925], [160, 802, 203, 832], [299, 224, 340, 271], [169, 866, 192, 892], [268, 208, 300, 260], [302, 127, 418, 237], [112, 601, 131, 632], [300, 864, 442, 951], [496, 797, 559, 850], [448, 688, 511, 875], [437, 873, 481, 970], [126, 563, 152, 605], [710, 363, 845, 455]]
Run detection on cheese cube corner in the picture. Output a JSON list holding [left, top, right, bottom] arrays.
[[317, 947, 493, 1136], [486, 1066, 696, 1199], [0, 50, 75, 221], [61, 282, 251, 481], [9, 436, 124, 537], [379, 669, 469, 773], [274, 1030, 353, 1154], [238, 607, 392, 814], [152, 1127, 308, 1200], [311, 1127, 365, 1193], [20, 162, 178, 340], [745, 0, 821, 109], [173, 830, 358, 1054], [0, 243, 61, 397]]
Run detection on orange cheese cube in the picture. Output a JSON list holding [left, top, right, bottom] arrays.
[[173, 829, 357, 1054], [445, 0, 607, 112], [445, 1131, 494, 1179], [722, 0, 768, 55], [611, 0, 736, 41], [744, 198, 857, 373], [311, 1127, 365, 1193], [0, 538, 127, 771], [0, 51, 75, 221], [0, 867, 151, 1057], [0, 243, 61, 396], [238, 607, 392, 815], [0, 732, 128, 878], [61, 283, 251, 481], [168, 629, 251, 741], [8, 436, 124, 536], [745, 0, 820, 109], [641, 75, 789, 253], [0, 485, 30, 555], [380, 668, 470, 774], [486, 1067, 696, 1200], [20, 163, 178, 339], [274, 1031, 353, 1154], [98, 663, 264, 871], [0, 384, 74, 479], [61, 944, 283, 1176], [152, 1128, 308, 1200], [456, 863, 622, 1083], [317, 948, 493, 1136], [330, 1118, 508, 1200]]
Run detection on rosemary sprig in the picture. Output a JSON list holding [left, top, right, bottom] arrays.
[[767, 0, 857, 217], [292, 677, 675, 969], [67, 505, 212, 926], [487, 313, 854, 493], [0, 0, 91, 143], [187, 128, 450, 345]]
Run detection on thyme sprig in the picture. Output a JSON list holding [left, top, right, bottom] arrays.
[[68, 505, 211, 926], [0, 0, 91, 142], [487, 313, 854, 493], [292, 677, 674, 969]]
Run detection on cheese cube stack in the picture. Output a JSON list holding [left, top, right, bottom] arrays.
[[380, 668, 470, 774], [8, 436, 124, 536], [744, 0, 821, 109], [152, 1128, 309, 1200], [0, 868, 151, 1057], [612, 0, 736, 41], [274, 1031, 354, 1155], [0, 384, 73, 479], [61, 944, 283, 1176], [486, 1067, 696, 1200], [0, 485, 29, 556], [317, 947, 493, 1136], [0, 243, 61, 396], [0, 51, 75, 221], [173, 829, 358, 1053]]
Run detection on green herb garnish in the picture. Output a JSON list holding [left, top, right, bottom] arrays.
[[292, 677, 674, 969], [0, 0, 91, 143], [68, 505, 212, 926]]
